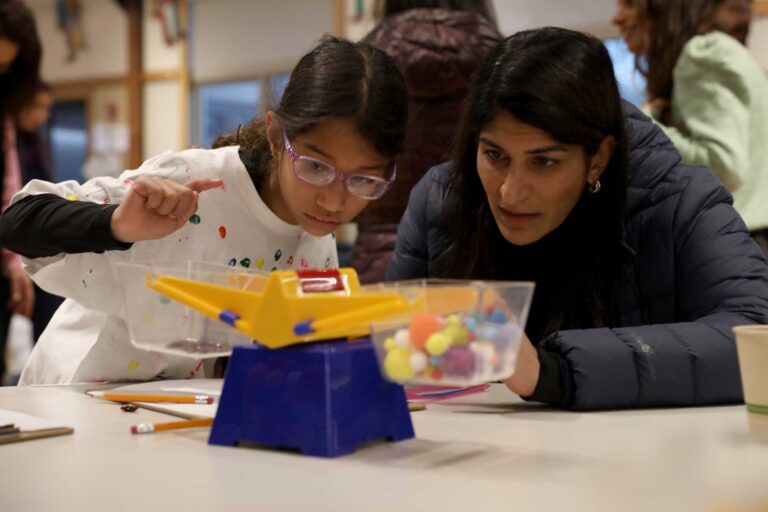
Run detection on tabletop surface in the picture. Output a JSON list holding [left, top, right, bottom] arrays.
[[1, 383, 767, 512]]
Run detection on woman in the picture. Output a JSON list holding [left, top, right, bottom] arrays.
[[351, 0, 501, 283], [388, 27, 768, 410], [613, 0, 768, 252], [0, 0, 39, 380]]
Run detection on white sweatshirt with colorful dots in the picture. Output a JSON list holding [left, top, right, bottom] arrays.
[[15, 146, 338, 385]]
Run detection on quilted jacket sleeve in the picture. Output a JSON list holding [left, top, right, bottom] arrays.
[[542, 169, 768, 410]]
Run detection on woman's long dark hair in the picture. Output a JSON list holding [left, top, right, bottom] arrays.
[[635, 0, 718, 105], [0, 0, 41, 118], [443, 27, 628, 339], [212, 36, 408, 186]]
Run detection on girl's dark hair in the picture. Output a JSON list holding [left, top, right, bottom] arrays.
[[379, 0, 496, 24], [0, 0, 42, 117], [635, 0, 718, 105], [212, 36, 408, 184], [443, 27, 628, 339]]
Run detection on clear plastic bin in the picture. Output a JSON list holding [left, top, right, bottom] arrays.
[[369, 280, 534, 386], [115, 260, 263, 358]]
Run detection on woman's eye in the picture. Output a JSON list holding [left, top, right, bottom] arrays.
[[484, 149, 506, 162], [309, 161, 324, 171], [531, 157, 558, 168]]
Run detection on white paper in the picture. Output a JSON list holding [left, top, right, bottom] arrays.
[[0, 409, 71, 432]]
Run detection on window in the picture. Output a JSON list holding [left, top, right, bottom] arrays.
[[604, 38, 647, 107], [198, 80, 261, 149]]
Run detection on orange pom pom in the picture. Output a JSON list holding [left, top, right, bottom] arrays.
[[408, 313, 443, 349]]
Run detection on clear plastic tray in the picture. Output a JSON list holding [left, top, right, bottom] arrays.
[[115, 260, 262, 358], [369, 280, 534, 386]]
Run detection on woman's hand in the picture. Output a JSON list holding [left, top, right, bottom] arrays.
[[503, 333, 540, 397], [8, 269, 34, 318], [111, 176, 223, 243]]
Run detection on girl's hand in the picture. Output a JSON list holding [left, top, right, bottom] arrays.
[[8, 269, 34, 318], [111, 176, 223, 243], [503, 333, 540, 397]]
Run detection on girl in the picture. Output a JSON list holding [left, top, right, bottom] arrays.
[[0, 36, 408, 385], [613, 0, 768, 253], [388, 28, 768, 410]]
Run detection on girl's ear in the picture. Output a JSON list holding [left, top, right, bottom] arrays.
[[265, 111, 281, 156], [587, 135, 616, 184]]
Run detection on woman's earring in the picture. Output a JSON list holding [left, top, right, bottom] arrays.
[[588, 180, 602, 194]]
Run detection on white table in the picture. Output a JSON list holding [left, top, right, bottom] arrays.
[[1, 384, 767, 512]]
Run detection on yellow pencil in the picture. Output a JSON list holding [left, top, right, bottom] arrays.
[[103, 393, 214, 404], [130, 417, 214, 434]]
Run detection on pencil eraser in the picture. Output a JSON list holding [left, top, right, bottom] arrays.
[[130, 426, 138, 434], [206, 397, 214, 404]]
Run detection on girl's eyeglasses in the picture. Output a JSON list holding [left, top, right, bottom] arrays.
[[283, 133, 395, 200]]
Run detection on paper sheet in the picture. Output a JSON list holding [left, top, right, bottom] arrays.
[[0, 409, 72, 432]]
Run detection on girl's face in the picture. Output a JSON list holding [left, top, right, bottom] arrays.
[[0, 38, 19, 74], [612, 0, 648, 54], [476, 111, 613, 247], [265, 114, 391, 237]]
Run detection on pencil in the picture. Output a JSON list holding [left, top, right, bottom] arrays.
[[130, 417, 214, 434], [102, 393, 214, 404]]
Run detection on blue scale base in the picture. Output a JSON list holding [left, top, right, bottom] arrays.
[[208, 339, 415, 458]]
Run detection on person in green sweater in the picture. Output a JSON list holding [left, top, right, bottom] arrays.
[[613, 0, 768, 253]]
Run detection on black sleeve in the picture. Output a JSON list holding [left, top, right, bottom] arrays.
[[521, 347, 572, 406], [0, 194, 133, 258]]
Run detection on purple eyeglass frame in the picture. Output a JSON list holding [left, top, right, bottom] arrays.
[[282, 132, 396, 200]]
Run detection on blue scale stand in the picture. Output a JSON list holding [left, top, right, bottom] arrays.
[[208, 339, 415, 457]]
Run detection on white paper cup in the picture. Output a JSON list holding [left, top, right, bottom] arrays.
[[733, 325, 768, 442]]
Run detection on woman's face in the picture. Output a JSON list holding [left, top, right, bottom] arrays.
[[476, 111, 612, 247], [612, 0, 648, 54], [0, 38, 19, 74], [265, 114, 391, 237]]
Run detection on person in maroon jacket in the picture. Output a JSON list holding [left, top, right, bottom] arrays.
[[351, 0, 501, 283]]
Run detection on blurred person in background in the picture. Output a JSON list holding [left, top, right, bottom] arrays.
[[613, 0, 768, 254], [15, 80, 63, 344], [713, 0, 753, 44], [0, 0, 39, 381], [351, 0, 502, 283]]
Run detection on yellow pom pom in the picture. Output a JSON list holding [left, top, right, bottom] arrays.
[[384, 347, 415, 381], [383, 337, 397, 351], [446, 315, 461, 327], [425, 332, 452, 356], [442, 325, 469, 346]]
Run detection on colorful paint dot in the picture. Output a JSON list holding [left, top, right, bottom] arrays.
[[123, 179, 134, 186], [255, 258, 265, 269], [67, 194, 79, 201], [228, 258, 237, 266], [189, 214, 201, 224], [128, 360, 141, 371], [324, 257, 331, 269], [300, 258, 308, 268], [159, 296, 171, 305], [239, 258, 251, 268], [274, 249, 282, 261], [287, 256, 294, 265], [219, 226, 227, 239], [271, 267, 277, 271]]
